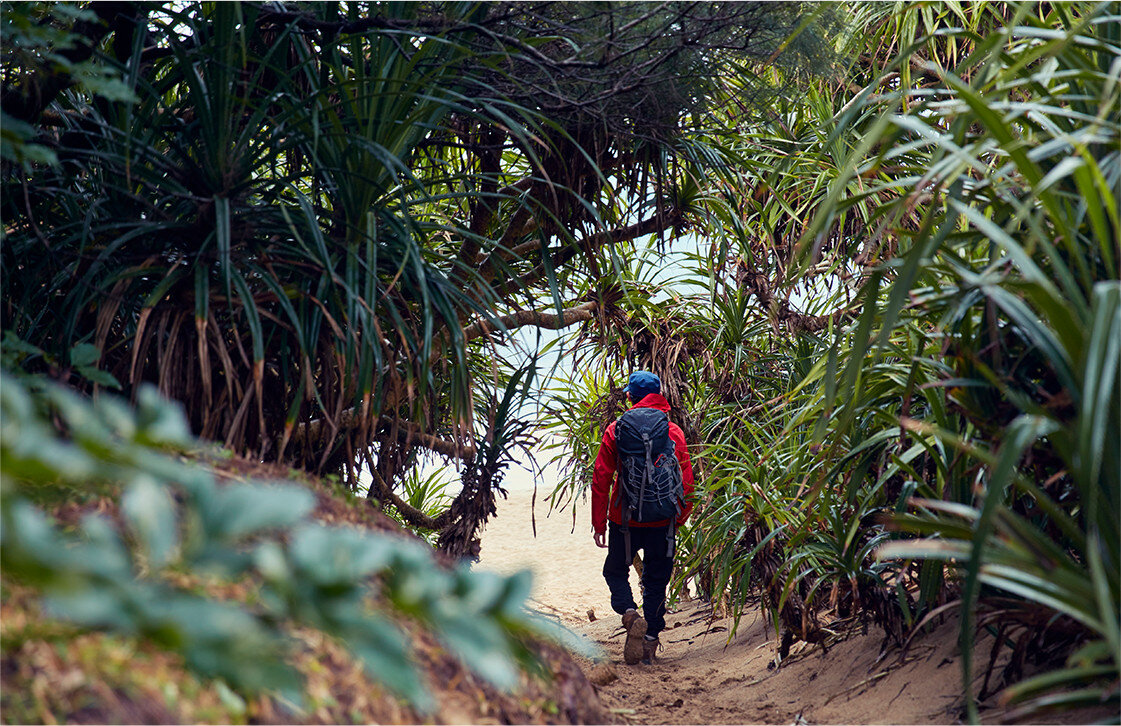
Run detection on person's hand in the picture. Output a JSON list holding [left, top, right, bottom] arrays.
[[594, 530, 607, 548]]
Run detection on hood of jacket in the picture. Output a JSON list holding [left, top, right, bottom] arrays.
[[631, 392, 671, 414]]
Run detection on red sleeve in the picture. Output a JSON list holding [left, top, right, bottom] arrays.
[[591, 422, 617, 535], [669, 424, 695, 525]]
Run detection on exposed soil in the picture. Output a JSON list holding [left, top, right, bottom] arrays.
[[477, 487, 1114, 726], [576, 599, 970, 725], [1, 456, 610, 725]]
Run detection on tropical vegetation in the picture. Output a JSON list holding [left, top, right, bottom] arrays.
[[542, 1, 1119, 720], [2, 0, 832, 553], [1, 0, 1117, 722]]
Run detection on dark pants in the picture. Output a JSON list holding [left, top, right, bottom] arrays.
[[603, 521, 674, 637]]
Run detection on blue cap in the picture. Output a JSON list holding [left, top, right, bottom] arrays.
[[624, 370, 661, 399]]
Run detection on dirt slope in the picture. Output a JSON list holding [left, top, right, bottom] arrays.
[[1, 457, 609, 725], [478, 486, 1113, 726], [578, 600, 969, 725]]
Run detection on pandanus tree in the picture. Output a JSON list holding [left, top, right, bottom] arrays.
[[546, 1, 1118, 719], [1, 1, 835, 554], [746, 2, 1121, 717]]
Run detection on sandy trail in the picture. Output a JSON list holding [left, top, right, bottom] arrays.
[[476, 488, 1095, 725]]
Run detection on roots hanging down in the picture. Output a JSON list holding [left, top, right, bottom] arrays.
[[435, 453, 508, 562]]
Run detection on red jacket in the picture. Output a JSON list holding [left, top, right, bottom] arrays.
[[592, 393, 694, 534]]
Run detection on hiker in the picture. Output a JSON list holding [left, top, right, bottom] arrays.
[[592, 370, 694, 665]]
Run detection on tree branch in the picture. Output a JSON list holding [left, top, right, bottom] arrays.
[[461, 300, 599, 343], [299, 414, 476, 461], [368, 466, 451, 531], [734, 258, 857, 333], [511, 210, 681, 293]]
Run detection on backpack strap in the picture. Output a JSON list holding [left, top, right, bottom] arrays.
[[621, 502, 632, 563], [637, 432, 653, 521], [666, 496, 682, 556], [666, 440, 685, 555]]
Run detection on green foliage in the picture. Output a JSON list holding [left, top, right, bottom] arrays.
[[1, 1, 545, 471], [542, 2, 1117, 720], [0, 371, 577, 712], [0, 1, 835, 490], [805, 3, 1120, 718], [540, 367, 616, 509], [0, 2, 136, 165], [1, 332, 120, 390], [784, 496, 895, 618], [391, 465, 455, 543], [0, 0, 841, 565], [4, 1, 1115, 720]]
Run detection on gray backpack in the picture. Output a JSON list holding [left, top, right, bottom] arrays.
[[615, 407, 683, 555]]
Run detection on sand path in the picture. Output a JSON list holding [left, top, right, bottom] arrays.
[[478, 489, 1111, 725], [476, 488, 983, 725]]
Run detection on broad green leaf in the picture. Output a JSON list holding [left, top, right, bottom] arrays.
[[68, 343, 102, 368], [203, 483, 315, 540], [45, 589, 135, 631], [77, 367, 122, 390], [134, 385, 193, 446], [435, 614, 519, 689], [346, 616, 430, 709], [288, 525, 394, 584], [122, 476, 179, 568]]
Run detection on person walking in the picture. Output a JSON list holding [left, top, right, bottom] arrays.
[[592, 370, 694, 665]]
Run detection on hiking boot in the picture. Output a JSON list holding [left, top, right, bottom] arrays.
[[622, 609, 647, 665], [641, 635, 660, 665]]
